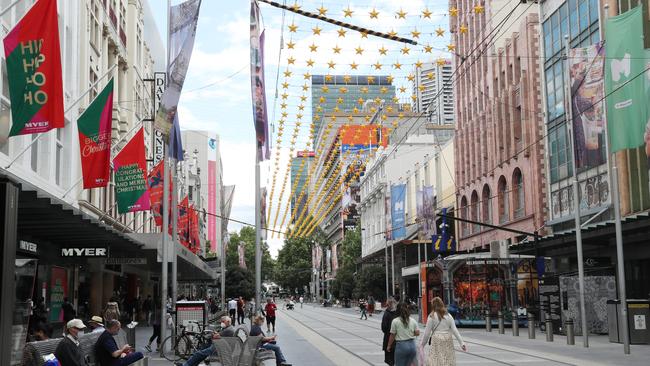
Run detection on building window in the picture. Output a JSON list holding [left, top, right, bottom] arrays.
[[90, 1, 101, 51], [470, 191, 479, 233], [460, 196, 468, 236], [89, 68, 98, 101], [498, 176, 509, 224], [513, 169, 524, 218], [548, 122, 572, 183], [482, 184, 492, 224]]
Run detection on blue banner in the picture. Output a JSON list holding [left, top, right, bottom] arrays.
[[390, 184, 406, 240], [432, 208, 456, 254]]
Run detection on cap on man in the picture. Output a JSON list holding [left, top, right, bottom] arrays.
[[54, 319, 86, 366]]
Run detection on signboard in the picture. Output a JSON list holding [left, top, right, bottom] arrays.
[[152, 72, 166, 165], [538, 276, 562, 333], [49, 267, 68, 322], [61, 248, 107, 257], [104, 258, 147, 265], [18, 240, 38, 255]]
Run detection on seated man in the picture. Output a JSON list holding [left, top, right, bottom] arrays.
[[176, 316, 235, 366], [250, 315, 291, 366], [95, 319, 144, 366]]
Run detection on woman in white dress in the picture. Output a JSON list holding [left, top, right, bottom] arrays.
[[419, 297, 467, 366]]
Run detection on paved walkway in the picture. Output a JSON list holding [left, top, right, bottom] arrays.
[[134, 304, 650, 365]]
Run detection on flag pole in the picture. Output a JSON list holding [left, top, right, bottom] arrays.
[[159, 0, 172, 357], [255, 151, 262, 312], [4, 64, 118, 170], [563, 34, 588, 348]]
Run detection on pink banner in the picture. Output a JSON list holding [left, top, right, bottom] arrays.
[[208, 160, 216, 252]]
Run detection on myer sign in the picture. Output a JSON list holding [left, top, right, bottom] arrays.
[[61, 248, 107, 257], [153, 72, 166, 165]]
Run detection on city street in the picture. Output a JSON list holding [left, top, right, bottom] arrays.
[[144, 305, 650, 366]]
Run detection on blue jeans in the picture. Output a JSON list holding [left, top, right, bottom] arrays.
[[394, 340, 416, 366], [261, 342, 286, 365], [113, 351, 144, 366], [183, 344, 216, 366]]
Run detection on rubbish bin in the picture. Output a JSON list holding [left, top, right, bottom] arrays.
[[627, 299, 649, 345], [607, 300, 621, 343], [607, 299, 650, 344]]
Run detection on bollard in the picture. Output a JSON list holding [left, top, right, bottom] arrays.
[[485, 311, 492, 332], [528, 313, 535, 339], [545, 316, 554, 342], [512, 311, 519, 336], [498, 311, 505, 334], [566, 319, 575, 345]]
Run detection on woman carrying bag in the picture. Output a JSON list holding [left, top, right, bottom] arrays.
[[386, 302, 420, 366], [419, 297, 467, 366]]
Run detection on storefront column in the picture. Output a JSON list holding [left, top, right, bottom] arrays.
[[0, 181, 19, 366]]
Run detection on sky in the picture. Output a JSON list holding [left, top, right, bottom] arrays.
[[150, 0, 453, 257]]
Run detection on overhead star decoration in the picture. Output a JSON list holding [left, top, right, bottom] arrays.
[[287, 56, 295, 64], [343, 75, 352, 83], [427, 72, 435, 80], [355, 46, 364, 55], [398, 86, 406, 93], [422, 8, 433, 18], [460, 25, 468, 34], [303, 72, 311, 80], [373, 62, 382, 70], [393, 61, 402, 70], [312, 26, 322, 35], [387, 29, 398, 38], [396, 8, 407, 19], [306, 59, 315, 67], [291, 2, 300, 11], [447, 44, 456, 52], [288, 23, 298, 32], [286, 40, 295, 49], [327, 60, 336, 69], [411, 29, 421, 38], [343, 6, 353, 17], [360, 31, 369, 38], [369, 8, 380, 19], [337, 28, 347, 37], [283, 69, 292, 77], [424, 44, 433, 53], [317, 5, 327, 16], [309, 43, 318, 52], [324, 74, 333, 82], [367, 76, 375, 84], [281, 81, 289, 88], [415, 60, 423, 68], [474, 4, 484, 14], [407, 73, 415, 81], [437, 58, 447, 66], [450, 7, 459, 17], [333, 45, 341, 54], [401, 46, 410, 55]]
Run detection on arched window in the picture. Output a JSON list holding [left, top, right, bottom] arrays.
[[460, 196, 468, 236], [498, 176, 509, 224], [471, 191, 479, 233], [482, 184, 492, 224], [513, 169, 525, 218]]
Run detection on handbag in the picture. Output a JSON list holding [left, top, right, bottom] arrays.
[[427, 315, 443, 345]]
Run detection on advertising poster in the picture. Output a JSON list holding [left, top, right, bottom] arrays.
[[207, 137, 217, 252], [49, 266, 67, 322], [113, 128, 150, 214], [390, 184, 407, 240]]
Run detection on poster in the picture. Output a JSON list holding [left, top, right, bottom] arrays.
[[207, 137, 217, 252], [49, 266, 67, 322], [390, 184, 406, 240]]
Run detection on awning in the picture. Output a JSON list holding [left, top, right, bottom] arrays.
[[1, 173, 144, 252]]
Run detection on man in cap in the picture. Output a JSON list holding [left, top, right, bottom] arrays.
[[54, 319, 86, 366], [95, 319, 143, 366], [89, 315, 105, 333]]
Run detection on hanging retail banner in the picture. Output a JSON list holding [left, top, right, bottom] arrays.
[[250, 0, 270, 160], [422, 186, 436, 237], [3, 0, 64, 136], [189, 204, 200, 254], [147, 159, 172, 227], [390, 184, 407, 240], [207, 137, 218, 252], [153, 0, 201, 139], [113, 128, 150, 214], [77, 78, 114, 189], [178, 195, 190, 247], [260, 187, 268, 240], [604, 6, 646, 153], [432, 208, 456, 254], [569, 43, 606, 170]]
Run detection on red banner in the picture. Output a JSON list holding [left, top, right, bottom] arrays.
[[3, 0, 64, 136], [113, 128, 150, 214], [78, 79, 113, 188], [189, 204, 200, 254], [178, 196, 190, 248], [147, 160, 172, 227]]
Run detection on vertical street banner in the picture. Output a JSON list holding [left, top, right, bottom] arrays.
[[250, 0, 270, 160], [331, 243, 338, 275], [3, 0, 64, 136], [238, 244, 247, 269], [147, 159, 172, 227], [189, 204, 200, 254], [207, 137, 218, 252], [77, 79, 114, 189], [113, 128, 150, 214], [422, 186, 436, 237], [416, 189, 424, 236], [153, 0, 201, 139], [569, 43, 606, 169], [384, 193, 392, 240], [604, 6, 646, 153], [178, 195, 190, 248], [432, 208, 456, 254], [391, 184, 407, 240]]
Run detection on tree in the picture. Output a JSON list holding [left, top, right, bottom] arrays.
[[339, 225, 361, 269], [225, 265, 254, 299], [353, 265, 386, 300], [330, 265, 354, 299], [227, 226, 276, 281], [275, 235, 312, 294]]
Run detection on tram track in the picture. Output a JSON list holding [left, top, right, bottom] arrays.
[[284, 306, 576, 366]]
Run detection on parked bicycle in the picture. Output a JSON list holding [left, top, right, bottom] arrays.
[[160, 320, 218, 362]]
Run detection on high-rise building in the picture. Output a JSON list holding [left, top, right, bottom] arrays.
[[451, 0, 546, 251], [414, 60, 454, 125], [290, 150, 314, 223]]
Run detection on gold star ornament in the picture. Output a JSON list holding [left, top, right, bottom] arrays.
[[288, 23, 298, 33], [369, 8, 380, 19]]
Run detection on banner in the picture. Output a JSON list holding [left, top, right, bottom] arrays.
[[604, 6, 646, 153], [147, 159, 172, 227], [189, 204, 200, 254], [77, 78, 113, 188], [3, 0, 64, 136], [178, 195, 190, 248], [48, 266, 67, 322], [422, 186, 436, 237], [390, 184, 406, 240], [385, 193, 392, 240], [238, 243, 247, 269], [113, 128, 150, 214], [432, 208, 456, 254], [416, 189, 423, 235], [569, 43, 606, 170], [207, 137, 218, 252], [153, 0, 201, 139], [250, 0, 270, 160]]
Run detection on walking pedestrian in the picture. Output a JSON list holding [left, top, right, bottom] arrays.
[[237, 296, 245, 325], [386, 302, 420, 366], [143, 295, 153, 325], [299, 296, 304, 309], [263, 298, 277, 333], [144, 308, 161, 352], [55, 319, 86, 366], [368, 295, 376, 317], [359, 298, 368, 320], [227, 298, 237, 320], [381, 297, 399, 365], [419, 297, 466, 366]]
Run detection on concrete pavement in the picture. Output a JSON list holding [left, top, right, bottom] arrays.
[[132, 304, 650, 365]]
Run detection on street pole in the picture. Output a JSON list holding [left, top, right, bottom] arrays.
[[384, 239, 389, 301], [172, 158, 178, 310], [563, 34, 588, 348], [255, 156, 262, 313], [417, 241, 422, 322], [391, 241, 395, 296]]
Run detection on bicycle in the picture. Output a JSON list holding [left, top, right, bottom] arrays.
[[160, 320, 217, 362]]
